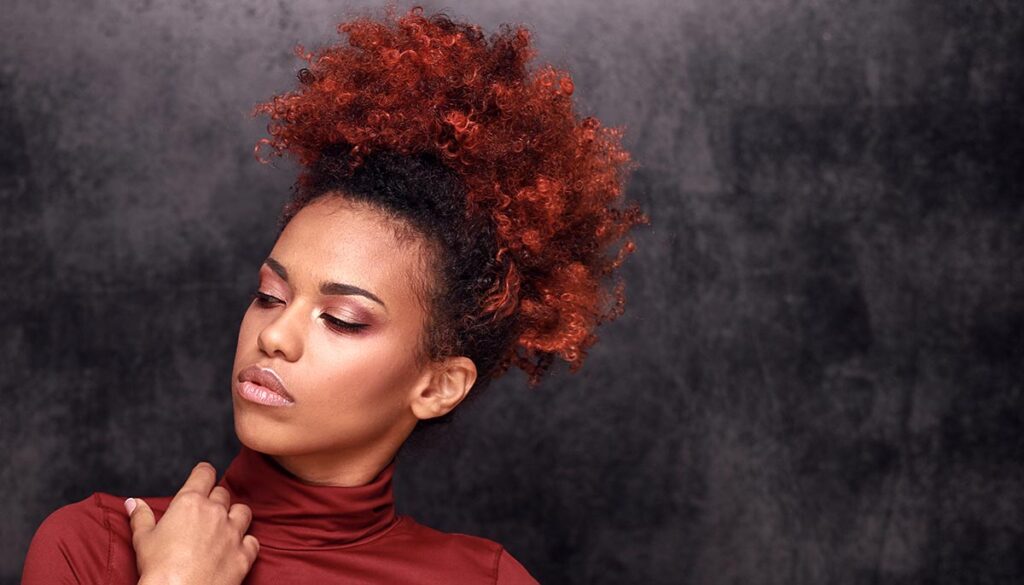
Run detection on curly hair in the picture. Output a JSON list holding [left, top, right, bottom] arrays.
[[251, 3, 649, 395]]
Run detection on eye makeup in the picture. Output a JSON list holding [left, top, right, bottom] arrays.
[[249, 289, 371, 335]]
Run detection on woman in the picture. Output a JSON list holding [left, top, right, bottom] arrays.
[[21, 4, 648, 584]]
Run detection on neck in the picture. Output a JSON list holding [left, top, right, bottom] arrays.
[[259, 418, 415, 486], [239, 412, 419, 486]]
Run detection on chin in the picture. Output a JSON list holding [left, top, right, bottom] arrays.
[[233, 405, 290, 456]]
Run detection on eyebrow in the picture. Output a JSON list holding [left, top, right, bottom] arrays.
[[263, 256, 387, 310]]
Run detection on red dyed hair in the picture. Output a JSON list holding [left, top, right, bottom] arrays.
[[252, 4, 649, 387]]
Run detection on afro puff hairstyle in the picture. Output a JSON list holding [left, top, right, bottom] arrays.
[[252, 3, 649, 396]]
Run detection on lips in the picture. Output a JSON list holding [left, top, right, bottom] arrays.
[[237, 365, 295, 403]]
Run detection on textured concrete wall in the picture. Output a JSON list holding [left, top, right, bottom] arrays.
[[2, 1, 1021, 583]]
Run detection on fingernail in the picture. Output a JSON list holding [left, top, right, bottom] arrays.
[[124, 497, 137, 515]]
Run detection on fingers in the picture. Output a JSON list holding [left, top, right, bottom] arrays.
[[228, 502, 253, 532], [176, 461, 217, 497], [209, 485, 231, 510], [126, 497, 155, 540], [242, 534, 260, 565]]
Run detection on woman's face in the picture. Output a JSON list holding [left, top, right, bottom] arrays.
[[230, 196, 438, 478]]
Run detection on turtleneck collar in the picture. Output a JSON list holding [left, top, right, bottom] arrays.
[[217, 444, 399, 550]]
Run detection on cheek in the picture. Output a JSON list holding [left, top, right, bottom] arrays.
[[300, 336, 419, 422]]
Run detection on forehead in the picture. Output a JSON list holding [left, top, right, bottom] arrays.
[[269, 197, 430, 300]]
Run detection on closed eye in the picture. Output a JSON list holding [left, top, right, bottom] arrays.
[[250, 290, 282, 308], [320, 313, 369, 333], [249, 290, 369, 334]]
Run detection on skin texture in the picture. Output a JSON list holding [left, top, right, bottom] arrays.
[[127, 195, 479, 585], [127, 463, 259, 585], [230, 195, 477, 486]]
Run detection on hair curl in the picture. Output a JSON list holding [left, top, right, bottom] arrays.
[[251, 3, 649, 393]]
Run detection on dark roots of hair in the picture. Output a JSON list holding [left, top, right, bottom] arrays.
[[278, 145, 521, 426]]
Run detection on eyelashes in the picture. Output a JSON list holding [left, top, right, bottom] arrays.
[[249, 290, 369, 334]]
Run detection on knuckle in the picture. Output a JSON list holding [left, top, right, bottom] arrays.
[[177, 491, 202, 506], [230, 505, 253, 525], [244, 535, 260, 562], [234, 552, 251, 573], [211, 504, 230, 520], [212, 486, 231, 503]]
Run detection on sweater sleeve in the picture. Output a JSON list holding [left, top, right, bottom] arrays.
[[495, 547, 540, 584], [21, 494, 113, 585]]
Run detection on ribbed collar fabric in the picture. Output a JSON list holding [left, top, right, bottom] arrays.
[[217, 444, 399, 550]]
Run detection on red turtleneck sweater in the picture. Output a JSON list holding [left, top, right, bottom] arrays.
[[21, 445, 539, 584]]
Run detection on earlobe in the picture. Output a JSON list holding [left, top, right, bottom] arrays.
[[410, 357, 477, 420]]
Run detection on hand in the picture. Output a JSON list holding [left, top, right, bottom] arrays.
[[126, 462, 260, 585]]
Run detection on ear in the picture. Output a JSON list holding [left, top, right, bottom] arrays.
[[409, 356, 478, 420]]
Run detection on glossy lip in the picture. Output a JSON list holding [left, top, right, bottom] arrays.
[[237, 365, 296, 403]]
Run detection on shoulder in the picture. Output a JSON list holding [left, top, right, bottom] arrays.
[[393, 514, 502, 555], [28, 493, 112, 546], [391, 516, 539, 584], [495, 546, 539, 584], [22, 493, 115, 584], [23, 492, 167, 585]]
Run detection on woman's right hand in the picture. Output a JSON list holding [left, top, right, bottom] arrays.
[[126, 461, 260, 585]]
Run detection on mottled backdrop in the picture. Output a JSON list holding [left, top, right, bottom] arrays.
[[1, 0, 1021, 583]]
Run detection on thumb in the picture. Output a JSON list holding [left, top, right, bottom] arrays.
[[125, 497, 155, 536]]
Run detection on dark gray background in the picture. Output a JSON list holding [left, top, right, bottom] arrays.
[[2, 0, 1021, 583]]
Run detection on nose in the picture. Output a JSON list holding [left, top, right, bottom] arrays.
[[256, 301, 305, 362]]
